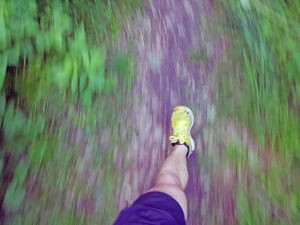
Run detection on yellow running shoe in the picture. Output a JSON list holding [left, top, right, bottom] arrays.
[[169, 106, 195, 158]]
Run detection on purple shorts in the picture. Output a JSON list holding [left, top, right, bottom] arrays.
[[113, 191, 186, 225]]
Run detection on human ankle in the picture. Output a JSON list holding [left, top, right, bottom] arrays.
[[173, 144, 189, 156]]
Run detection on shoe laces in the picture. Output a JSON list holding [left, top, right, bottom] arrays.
[[169, 120, 189, 144]]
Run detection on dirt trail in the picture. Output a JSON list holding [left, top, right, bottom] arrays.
[[114, 1, 232, 224]]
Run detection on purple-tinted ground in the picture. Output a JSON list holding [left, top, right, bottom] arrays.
[[113, 1, 235, 224]]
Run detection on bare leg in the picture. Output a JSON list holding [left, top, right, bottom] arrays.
[[146, 145, 189, 220]]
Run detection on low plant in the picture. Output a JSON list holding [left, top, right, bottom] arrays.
[[0, 0, 142, 223], [215, 0, 300, 224]]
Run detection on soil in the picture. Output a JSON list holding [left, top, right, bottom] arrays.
[[113, 1, 235, 224]]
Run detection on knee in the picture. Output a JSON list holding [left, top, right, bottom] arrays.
[[155, 171, 181, 188], [155, 170, 187, 190]]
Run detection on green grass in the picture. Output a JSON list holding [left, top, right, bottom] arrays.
[[218, 0, 300, 154], [215, 0, 300, 224]]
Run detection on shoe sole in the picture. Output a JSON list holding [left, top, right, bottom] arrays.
[[184, 107, 195, 154]]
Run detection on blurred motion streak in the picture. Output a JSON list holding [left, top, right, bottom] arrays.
[[0, 0, 299, 224]]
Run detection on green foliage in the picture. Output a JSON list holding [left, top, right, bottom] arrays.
[[3, 162, 29, 211], [70, 0, 114, 42], [225, 143, 259, 173], [0, 53, 7, 89], [0, 99, 55, 214], [236, 187, 272, 225], [108, 51, 135, 91], [236, 188, 253, 225], [216, 0, 300, 223], [1, 0, 140, 108], [3, 102, 27, 143], [0, 94, 6, 119], [4, 182, 26, 211], [1, 100, 45, 152], [224, 142, 297, 224], [29, 138, 52, 170], [220, 0, 300, 156], [0, 0, 110, 107], [48, 209, 84, 225], [0, 0, 141, 223]]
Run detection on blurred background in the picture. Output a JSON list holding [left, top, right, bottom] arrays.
[[0, 0, 299, 224]]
